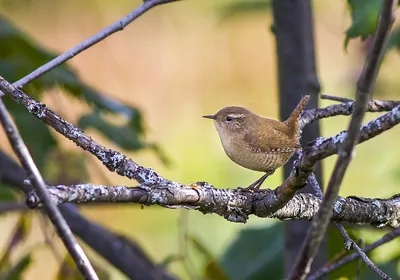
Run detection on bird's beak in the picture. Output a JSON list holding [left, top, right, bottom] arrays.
[[202, 115, 216, 120]]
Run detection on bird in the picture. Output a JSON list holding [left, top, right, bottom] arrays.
[[203, 95, 310, 190]]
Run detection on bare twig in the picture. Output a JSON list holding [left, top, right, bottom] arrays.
[[10, 0, 180, 89], [321, 94, 353, 103], [307, 165, 389, 278], [288, 1, 397, 279], [301, 97, 400, 129], [0, 98, 98, 280], [335, 223, 390, 279], [356, 239, 365, 280], [307, 228, 400, 280]]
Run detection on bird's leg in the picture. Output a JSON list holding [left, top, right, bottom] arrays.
[[244, 170, 274, 190]]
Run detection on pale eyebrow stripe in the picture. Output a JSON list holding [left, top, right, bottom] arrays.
[[228, 114, 245, 118]]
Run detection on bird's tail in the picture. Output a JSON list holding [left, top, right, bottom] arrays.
[[284, 95, 310, 139]]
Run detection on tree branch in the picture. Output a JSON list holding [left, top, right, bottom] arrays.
[[288, 1, 397, 279], [0, 99, 98, 279], [335, 223, 390, 279], [0, 75, 400, 222], [300, 97, 400, 129], [0, 150, 176, 280], [23, 182, 400, 227], [307, 228, 400, 280], [308, 168, 390, 279]]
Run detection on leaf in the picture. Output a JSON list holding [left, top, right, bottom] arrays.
[[344, 0, 382, 49], [0, 183, 19, 203], [56, 254, 110, 280], [0, 16, 163, 162], [218, 0, 272, 19], [78, 112, 169, 164], [1, 254, 31, 280], [78, 112, 144, 151], [220, 223, 284, 280], [189, 235, 229, 280]]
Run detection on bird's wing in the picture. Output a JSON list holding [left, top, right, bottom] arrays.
[[244, 128, 300, 153]]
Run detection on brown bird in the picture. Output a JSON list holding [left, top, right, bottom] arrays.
[[203, 95, 310, 190]]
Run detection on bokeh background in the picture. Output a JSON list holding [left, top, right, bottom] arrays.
[[0, 0, 400, 279]]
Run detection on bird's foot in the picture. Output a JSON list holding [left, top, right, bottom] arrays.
[[237, 171, 274, 192]]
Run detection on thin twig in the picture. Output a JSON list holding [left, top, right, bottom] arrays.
[[335, 223, 390, 279], [356, 239, 365, 280], [307, 228, 400, 280], [308, 166, 390, 279], [11, 0, 180, 89], [288, 1, 397, 279], [0, 98, 98, 280], [300, 97, 400, 129], [321, 94, 353, 103]]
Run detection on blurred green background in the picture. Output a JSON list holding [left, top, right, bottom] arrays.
[[0, 0, 400, 279]]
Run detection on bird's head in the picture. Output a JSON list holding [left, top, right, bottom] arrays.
[[203, 106, 253, 134]]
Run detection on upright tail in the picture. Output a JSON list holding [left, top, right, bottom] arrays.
[[284, 95, 310, 139]]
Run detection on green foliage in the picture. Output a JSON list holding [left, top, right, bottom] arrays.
[[0, 254, 31, 280], [218, 0, 271, 19], [0, 16, 166, 170], [0, 183, 19, 203], [220, 223, 284, 280], [79, 112, 145, 151], [344, 0, 382, 49]]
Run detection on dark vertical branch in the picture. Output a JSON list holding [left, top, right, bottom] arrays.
[[288, 1, 397, 279], [272, 0, 324, 275]]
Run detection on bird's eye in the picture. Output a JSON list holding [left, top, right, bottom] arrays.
[[226, 116, 233, 122]]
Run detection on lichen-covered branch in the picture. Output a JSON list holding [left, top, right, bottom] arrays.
[[1, 75, 400, 222], [300, 98, 400, 129], [276, 103, 400, 199], [25, 182, 400, 227]]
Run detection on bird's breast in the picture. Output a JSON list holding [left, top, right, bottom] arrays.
[[219, 134, 295, 172]]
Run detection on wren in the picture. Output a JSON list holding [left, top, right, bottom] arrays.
[[203, 95, 310, 190]]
